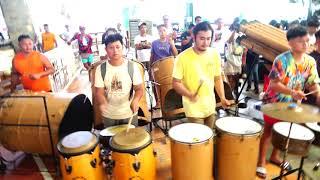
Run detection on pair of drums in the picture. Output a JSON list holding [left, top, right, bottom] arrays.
[[57, 128, 156, 180], [169, 117, 263, 180]]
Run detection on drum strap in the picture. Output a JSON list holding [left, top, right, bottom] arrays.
[[100, 60, 134, 99]]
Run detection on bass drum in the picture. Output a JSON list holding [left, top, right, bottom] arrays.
[[0, 91, 93, 155]]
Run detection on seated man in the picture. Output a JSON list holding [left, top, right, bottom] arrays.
[[94, 34, 144, 127], [256, 26, 320, 178], [11, 34, 54, 92]]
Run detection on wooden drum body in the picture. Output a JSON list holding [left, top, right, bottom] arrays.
[[57, 131, 106, 180], [215, 117, 262, 180], [110, 128, 156, 180], [169, 123, 214, 180], [272, 122, 315, 156], [0, 91, 93, 154], [151, 56, 184, 118]]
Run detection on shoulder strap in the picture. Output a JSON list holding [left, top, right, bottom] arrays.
[[127, 60, 134, 82], [101, 61, 107, 81]]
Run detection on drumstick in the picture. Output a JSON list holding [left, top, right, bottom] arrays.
[[126, 115, 134, 133], [195, 80, 204, 96], [305, 89, 319, 96]]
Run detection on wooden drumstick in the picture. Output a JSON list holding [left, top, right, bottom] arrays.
[[305, 89, 319, 96], [195, 80, 204, 96], [126, 115, 134, 133]]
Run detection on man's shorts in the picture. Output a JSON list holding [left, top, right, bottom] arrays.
[[81, 54, 94, 63]]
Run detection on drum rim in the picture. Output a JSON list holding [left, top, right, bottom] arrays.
[[99, 125, 135, 137], [109, 128, 152, 152], [215, 117, 263, 137], [57, 131, 99, 156], [168, 123, 215, 144], [305, 122, 320, 132], [150, 55, 174, 67], [273, 122, 315, 141]]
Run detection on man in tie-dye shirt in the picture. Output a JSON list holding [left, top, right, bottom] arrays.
[[256, 26, 320, 178]]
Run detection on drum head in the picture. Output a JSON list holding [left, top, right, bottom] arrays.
[[306, 122, 320, 132], [274, 122, 314, 140], [100, 125, 135, 137], [215, 117, 262, 135], [168, 123, 213, 144], [110, 128, 151, 152], [57, 131, 98, 155]]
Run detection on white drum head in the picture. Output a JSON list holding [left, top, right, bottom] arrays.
[[61, 131, 93, 148], [274, 122, 314, 140], [100, 125, 135, 137], [215, 117, 262, 135], [306, 123, 320, 132], [168, 123, 213, 143]]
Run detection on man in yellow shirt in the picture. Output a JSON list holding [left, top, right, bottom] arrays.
[[42, 24, 57, 52], [172, 21, 231, 128]]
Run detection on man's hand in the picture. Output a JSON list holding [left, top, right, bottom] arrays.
[[130, 99, 139, 113], [220, 98, 232, 109], [99, 104, 107, 113], [29, 73, 42, 80], [291, 90, 306, 101], [187, 92, 198, 103]]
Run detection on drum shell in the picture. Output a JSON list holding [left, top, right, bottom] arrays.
[[111, 143, 156, 180], [151, 56, 184, 118], [0, 92, 92, 155], [272, 126, 314, 156], [170, 137, 214, 180], [216, 129, 261, 180], [305, 123, 320, 146], [59, 144, 106, 180]]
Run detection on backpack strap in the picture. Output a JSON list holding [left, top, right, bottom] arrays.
[[101, 61, 107, 81]]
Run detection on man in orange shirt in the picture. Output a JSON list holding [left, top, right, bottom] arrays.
[[11, 34, 54, 92], [42, 24, 57, 52]]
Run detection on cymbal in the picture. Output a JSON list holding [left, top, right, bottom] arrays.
[[261, 102, 320, 123]]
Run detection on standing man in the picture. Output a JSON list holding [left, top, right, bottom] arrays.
[[94, 34, 144, 127], [306, 18, 319, 45], [59, 25, 73, 43], [181, 24, 195, 52], [42, 24, 57, 52], [256, 26, 320, 178], [172, 22, 231, 128], [134, 22, 153, 69], [195, 16, 202, 25], [150, 24, 178, 64], [163, 15, 173, 34], [11, 34, 54, 92], [68, 26, 93, 70]]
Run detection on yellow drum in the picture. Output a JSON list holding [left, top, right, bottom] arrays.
[[215, 117, 263, 180], [110, 128, 156, 180], [57, 131, 106, 180], [169, 123, 214, 180]]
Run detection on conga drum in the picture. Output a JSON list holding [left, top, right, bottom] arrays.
[[99, 124, 135, 149], [168, 123, 214, 180], [0, 91, 93, 155], [305, 122, 320, 146], [215, 117, 262, 180], [57, 131, 106, 180], [151, 56, 184, 118], [272, 122, 315, 156], [110, 128, 156, 180]]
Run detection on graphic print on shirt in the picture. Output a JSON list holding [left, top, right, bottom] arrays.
[[111, 74, 122, 92]]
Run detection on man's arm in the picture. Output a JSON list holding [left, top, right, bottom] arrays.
[[172, 78, 196, 102], [214, 76, 231, 108], [29, 54, 54, 80], [95, 87, 107, 106], [269, 79, 305, 100], [131, 84, 144, 113], [54, 35, 58, 48], [169, 39, 178, 56]]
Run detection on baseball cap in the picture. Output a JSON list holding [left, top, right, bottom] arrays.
[[138, 22, 147, 28]]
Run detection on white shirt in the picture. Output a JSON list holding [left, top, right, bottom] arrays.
[[211, 27, 231, 54], [61, 31, 73, 42], [94, 60, 143, 119], [134, 34, 154, 62]]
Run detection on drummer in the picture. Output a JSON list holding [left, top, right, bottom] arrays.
[[172, 21, 231, 128], [256, 26, 320, 178], [94, 34, 144, 128]]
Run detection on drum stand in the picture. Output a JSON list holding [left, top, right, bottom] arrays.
[[272, 122, 306, 180], [145, 80, 168, 135], [233, 53, 260, 116], [0, 95, 59, 175]]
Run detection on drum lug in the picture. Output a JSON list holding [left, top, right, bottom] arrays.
[[132, 162, 141, 172], [90, 158, 97, 168], [240, 135, 244, 142], [153, 150, 157, 156], [65, 165, 72, 174]]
